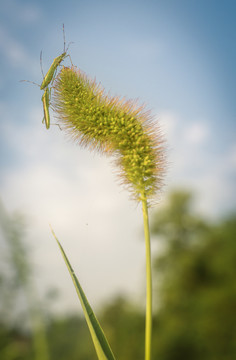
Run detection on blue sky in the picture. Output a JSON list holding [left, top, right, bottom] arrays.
[[0, 0, 235, 312]]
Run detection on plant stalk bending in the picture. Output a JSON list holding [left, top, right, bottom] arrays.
[[51, 65, 166, 360], [142, 194, 152, 360]]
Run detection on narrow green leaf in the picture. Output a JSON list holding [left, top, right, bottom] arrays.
[[50, 227, 116, 360]]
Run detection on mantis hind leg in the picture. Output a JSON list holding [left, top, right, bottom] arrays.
[[67, 53, 73, 66]]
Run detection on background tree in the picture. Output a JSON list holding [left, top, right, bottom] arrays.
[[0, 199, 49, 360], [151, 190, 236, 360]]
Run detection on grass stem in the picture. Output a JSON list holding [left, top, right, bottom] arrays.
[[142, 196, 152, 360]]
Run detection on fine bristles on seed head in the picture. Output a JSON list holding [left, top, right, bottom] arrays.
[[52, 66, 166, 204]]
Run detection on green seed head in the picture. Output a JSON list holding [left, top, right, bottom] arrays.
[[52, 66, 165, 204]]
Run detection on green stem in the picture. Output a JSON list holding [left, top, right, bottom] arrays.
[[142, 195, 152, 360]]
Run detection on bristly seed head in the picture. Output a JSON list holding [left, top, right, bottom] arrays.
[[52, 66, 166, 205]]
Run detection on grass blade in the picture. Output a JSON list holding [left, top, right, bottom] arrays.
[[50, 227, 116, 360]]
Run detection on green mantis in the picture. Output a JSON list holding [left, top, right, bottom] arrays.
[[21, 24, 72, 129], [40, 25, 71, 91], [40, 51, 67, 90], [41, 87, 51, 130]]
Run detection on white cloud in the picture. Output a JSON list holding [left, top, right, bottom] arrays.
[[227, 144, 236, 169], [192, 159, 235, 218], [18, 5, 41, 24], [184, 121, 209, 145], [0, 25, 34, 69], [0, 119, 147, 312], [2, 0, 41, 24], [158, 110, 179, 143], [157, 110, 235, 218], [1, 157, 145, 311]]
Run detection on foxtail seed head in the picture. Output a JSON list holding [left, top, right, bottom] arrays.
[[52, 66, 165, 204]]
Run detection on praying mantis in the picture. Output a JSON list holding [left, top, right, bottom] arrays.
[[41, 87, 50, 129], [21, 24, 72, 129]]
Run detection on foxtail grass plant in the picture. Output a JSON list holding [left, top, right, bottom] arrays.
[[50, 65, 165, 360]]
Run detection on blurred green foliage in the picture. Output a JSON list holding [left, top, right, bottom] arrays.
[[0, 199, 49, 360], [0, 191, 235, 359], [151, 190, 236, 360]]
